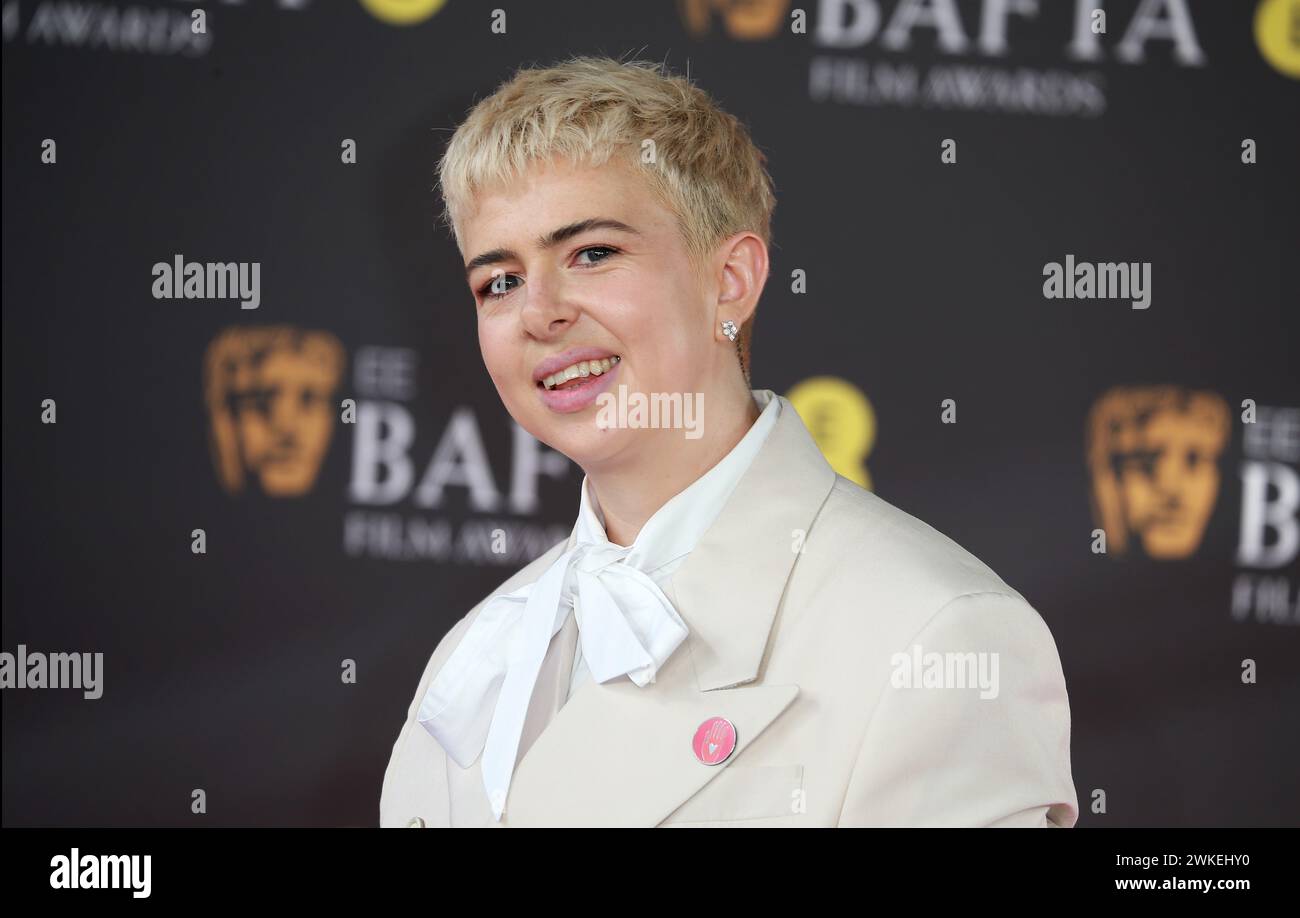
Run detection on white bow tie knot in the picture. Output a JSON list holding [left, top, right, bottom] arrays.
[[570, 542, 687, 686]]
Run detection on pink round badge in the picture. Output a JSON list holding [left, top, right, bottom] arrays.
[[692, 716, 737, 766]]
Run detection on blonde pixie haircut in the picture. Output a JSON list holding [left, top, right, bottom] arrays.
[[437, 55, 777, 385]]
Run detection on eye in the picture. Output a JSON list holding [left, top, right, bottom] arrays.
[[574, 245, 619, 265], [478, 271, 520, 300], [476, 246, 619, 301]]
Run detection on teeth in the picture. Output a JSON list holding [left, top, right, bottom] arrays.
[[542, 356, 619, 390]]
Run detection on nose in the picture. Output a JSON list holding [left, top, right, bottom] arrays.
[[519, 265, 580, 340], [266, 391, 302, 445]]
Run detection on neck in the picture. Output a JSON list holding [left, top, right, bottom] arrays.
[[588, 384, 761, 547]]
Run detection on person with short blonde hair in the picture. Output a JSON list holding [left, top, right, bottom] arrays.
[[381, 55, 1078, 829], [437, 54, 775, 385]]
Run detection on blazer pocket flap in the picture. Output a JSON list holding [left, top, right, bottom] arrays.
[[662, 764, 804, 824]]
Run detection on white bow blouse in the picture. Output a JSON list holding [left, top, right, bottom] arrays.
[[418, 389, 782, 820]]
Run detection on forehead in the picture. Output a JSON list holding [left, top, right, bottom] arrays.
[[461, 156, 671, 252]]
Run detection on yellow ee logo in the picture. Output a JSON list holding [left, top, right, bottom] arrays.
[[786, 376, 876, 490], [359, 0, 447, 27], [1255, 0, 1300, 78]]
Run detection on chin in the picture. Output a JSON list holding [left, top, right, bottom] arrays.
[[539, 421, 635, 467]]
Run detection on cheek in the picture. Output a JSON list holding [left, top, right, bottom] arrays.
[[477, 320, 517, 392], [606, 275, 705, 350], [660, 289, 711, 363]]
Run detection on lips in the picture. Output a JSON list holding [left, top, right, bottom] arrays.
[[540, 355, 620, 391], [536, 356, 621, 414], [532, 346, 621, 384]]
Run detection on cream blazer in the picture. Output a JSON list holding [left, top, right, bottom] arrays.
[[381, 393, 1079, 827]]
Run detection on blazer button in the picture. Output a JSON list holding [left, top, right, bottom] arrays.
[[406, 816, 425, 828]]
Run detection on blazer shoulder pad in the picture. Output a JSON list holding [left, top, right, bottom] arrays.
[[806, 476, 1027, 611]]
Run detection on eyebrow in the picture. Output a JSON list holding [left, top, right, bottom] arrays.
[[464, 217, 641, 278]]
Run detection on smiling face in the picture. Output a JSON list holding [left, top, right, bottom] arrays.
[[462, 156, 727, 469]]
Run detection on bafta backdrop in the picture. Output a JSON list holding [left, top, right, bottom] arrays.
[[3, 0, 1297, 826]]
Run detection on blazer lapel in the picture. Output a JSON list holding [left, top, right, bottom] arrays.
[[671, 393, 838, 692], [501, 393, 838, 827], [517, 603, 579, 765]]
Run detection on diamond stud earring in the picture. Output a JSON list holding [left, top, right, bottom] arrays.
[[721, 320, 738, 342]]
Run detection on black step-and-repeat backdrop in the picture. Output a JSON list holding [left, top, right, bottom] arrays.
[[3, 0, 1297, 827]]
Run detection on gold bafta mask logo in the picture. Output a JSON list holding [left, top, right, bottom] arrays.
[[678, 0, 790, 40], [1086, 386, 1230, 559], [204, 326, 346, 497]]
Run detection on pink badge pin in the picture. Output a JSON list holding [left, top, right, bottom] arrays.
[[692, 716, 737, 765]]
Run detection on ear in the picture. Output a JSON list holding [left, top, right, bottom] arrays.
[[711, 231, 769, 336]]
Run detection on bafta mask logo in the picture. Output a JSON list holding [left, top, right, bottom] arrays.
[[1087, 386, 1230, 559], [204, 326, 346, 497], [678, 0, 790, 40]]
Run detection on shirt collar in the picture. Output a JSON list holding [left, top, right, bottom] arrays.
[[572, 389, 782, 574]]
